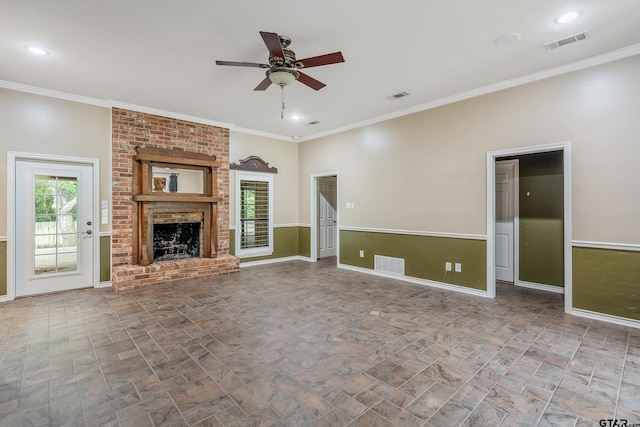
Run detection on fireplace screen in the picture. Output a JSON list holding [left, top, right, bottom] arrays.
[[153, 222, 201, 261]]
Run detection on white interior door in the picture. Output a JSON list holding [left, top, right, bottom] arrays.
[[15, 160, 95, 296], [495, 160, 516, 283], [319, 177, 337, 258]]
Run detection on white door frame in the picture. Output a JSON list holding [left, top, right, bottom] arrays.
[[486, 142, 572, 313], [495, 159, 519, 285], [7, 152, 100, 301], [310, 172, 340, 262]]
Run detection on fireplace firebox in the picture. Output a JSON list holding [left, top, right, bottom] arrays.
[[153, 222, 201, 261]]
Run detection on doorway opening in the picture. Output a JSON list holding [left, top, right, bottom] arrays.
[[487, 142, 572, 314], [310, 173, 339, 264]]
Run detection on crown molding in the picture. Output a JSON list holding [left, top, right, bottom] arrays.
[[0, 79, 109, 107]]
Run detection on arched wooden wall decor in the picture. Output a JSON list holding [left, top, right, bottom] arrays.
[[230, 156, 278, 173]]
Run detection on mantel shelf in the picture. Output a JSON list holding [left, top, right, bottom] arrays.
[[133, 194, 222, 203]]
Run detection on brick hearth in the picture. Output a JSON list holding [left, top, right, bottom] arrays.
[[112, 255, 239, 292]]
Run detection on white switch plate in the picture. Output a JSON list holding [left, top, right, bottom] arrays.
[[445, 262, 452, 271], [455, 263, 462, 272], [359, 250, 364, 257]]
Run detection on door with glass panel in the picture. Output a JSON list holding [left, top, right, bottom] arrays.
[[15, 160, 94, 296]]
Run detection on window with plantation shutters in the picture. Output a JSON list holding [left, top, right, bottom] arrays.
[[235, 173, 273, 257]]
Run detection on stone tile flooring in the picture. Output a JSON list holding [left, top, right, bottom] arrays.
[[1, 258, 639, 426]]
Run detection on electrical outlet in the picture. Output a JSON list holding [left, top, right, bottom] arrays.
[[359, 250, 364, 258], [455, 263, 462, 272], [445, 262, 452, 271]]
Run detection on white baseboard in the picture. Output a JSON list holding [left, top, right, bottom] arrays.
[[337, 263, 489, 298], [96, 282, 112, 288], [570, 308, 640, 330], [0, 295, 12, 303], [516, 280, 565, 294], [240, 255, 313, 268]]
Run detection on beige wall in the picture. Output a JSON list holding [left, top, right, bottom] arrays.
[[229, 131, 299, 227], [0, 88, 112, 236], [299, 55, 640, 244]]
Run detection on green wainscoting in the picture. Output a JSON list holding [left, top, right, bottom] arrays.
[[230, 226, 305, 262], [520, 218, 564, 287], [573, 246, 640, 320], [0, 241, 6, 296], [339, 230, 487, 291], [100, 235, 111, 283], [298, 226, 310, 258]]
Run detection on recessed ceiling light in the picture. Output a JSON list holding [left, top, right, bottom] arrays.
[[494, 33, 522, 47], [555, 10, 582, 24], [291, 115, 301, 121], [26, 46, 49, 55]]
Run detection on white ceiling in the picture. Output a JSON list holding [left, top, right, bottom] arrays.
[[2, 0, 640, 141]]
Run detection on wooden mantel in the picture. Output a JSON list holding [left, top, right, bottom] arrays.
[[132, 147, 221, 266]]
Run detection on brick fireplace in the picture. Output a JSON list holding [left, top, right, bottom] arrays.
[[111, 108, 239, 292]]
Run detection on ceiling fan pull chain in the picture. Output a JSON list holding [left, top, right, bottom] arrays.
[[280, 84, 285, 119]]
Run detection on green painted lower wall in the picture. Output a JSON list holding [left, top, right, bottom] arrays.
[[7, 231, 640, 325], [520, 218, 564, 287], [339, 230, 486, 291], [298, 226, 310, 258], [0, 241, 7, 296], [573, 246, 640, 320], [100, 235, 111, 282], [230, 226, 304, 262]]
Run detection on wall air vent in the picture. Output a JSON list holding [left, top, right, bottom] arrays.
[[307, 120, 320, 125], [386, 91, 410, 101], [544, 31, 588, 50], [374, 255, 405, 276]]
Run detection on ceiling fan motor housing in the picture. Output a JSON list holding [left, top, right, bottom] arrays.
[[269, 46, 297, 67]]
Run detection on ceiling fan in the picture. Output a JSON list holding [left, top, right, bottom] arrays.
[[216, 31, 345, 91]]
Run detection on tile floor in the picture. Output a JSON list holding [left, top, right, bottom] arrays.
[[1, 258, 639, 426]]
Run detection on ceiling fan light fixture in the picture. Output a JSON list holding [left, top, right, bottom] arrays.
[[267, 70, 298, 86]]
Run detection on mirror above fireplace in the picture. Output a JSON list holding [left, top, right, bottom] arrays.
[[152, 167, 204, 194]]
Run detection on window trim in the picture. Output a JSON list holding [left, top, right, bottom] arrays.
[[235, 171, 274, 258]]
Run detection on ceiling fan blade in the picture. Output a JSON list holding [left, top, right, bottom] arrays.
[[260, 31, 285, 60], [254, 77, 272, 91], [216, 60, 269, 68], [297, 52, 345, 68], [297, 72, 326, 91]]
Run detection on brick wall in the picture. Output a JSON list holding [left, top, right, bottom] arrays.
[[111, 108, 238, 291]]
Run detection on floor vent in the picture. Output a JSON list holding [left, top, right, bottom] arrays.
[[374, 255, 405, 276], [544, 31, 588, 50]]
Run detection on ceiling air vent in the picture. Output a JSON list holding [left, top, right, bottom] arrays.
[[307, 120, 320, 125], [544, 31, 588, 50], [386, 91, 410, 101]]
